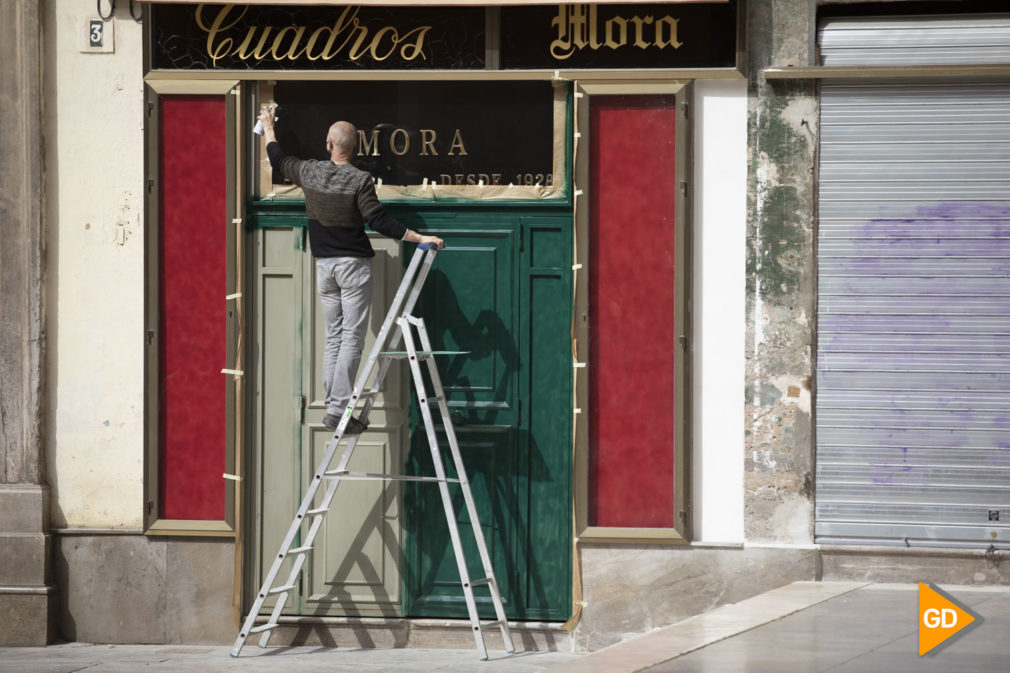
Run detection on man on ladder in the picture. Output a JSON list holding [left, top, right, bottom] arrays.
[[257, 106, 444, 434], [242, 107, 514, 662]]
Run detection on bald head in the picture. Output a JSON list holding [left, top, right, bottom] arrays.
[[326, 121, 356, 161]]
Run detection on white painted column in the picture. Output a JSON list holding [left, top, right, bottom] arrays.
[[690, 80, 747, 543]]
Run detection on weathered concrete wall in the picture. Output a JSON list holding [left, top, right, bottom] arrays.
[[573, 545, 819, 652], [44, 0, 146, 528], [55, 535, 235, 643], [823, 547, 1010, 586], [744, 0, 818, 544], [0, 0, 58, 646]]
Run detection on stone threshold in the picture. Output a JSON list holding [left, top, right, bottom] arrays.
[[537, 581, 870, 673], [258, 615, 571, 652]]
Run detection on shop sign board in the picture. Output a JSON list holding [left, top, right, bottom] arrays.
[[149, 3, 736, 72], [150, 3, 485, 70], [501, 2, 737, 70]]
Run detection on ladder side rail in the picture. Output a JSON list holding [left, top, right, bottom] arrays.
[[399, 318, 489, 661], [256, 452, 357, 648], [335, 245, 435, 438], [398, 247, 438, 324], [230, 439, 334, 655], [412, 318, 515, 653], [231, 431, 364, 655], [340, 245, 431, 426]]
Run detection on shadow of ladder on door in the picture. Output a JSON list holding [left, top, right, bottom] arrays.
[[230, 243, 515, 661]]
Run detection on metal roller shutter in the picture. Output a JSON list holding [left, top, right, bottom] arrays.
[[816, 15, 1010, 548]]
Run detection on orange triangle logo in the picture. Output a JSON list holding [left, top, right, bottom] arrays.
[[918, 583, 979, 656]]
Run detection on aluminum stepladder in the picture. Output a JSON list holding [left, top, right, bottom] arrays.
[[230, 243, 514, 661]]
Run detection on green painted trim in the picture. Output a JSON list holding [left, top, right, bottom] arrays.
[[250, 197, 573, 212]]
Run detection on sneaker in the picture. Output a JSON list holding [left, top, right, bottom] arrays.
[[344, 417, 368, 435], [322, 414, 368, 435]]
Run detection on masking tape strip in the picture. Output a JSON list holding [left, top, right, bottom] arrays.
[[573, 408, 582, 414], [573, 362, 586, 368], [226, 292, 242, 300], [572, 263, 583, 271], [574, 189, 583, 197], [221, 368, 244, 376], [232, 218, 242, 224], [223, 473, 242, 481]]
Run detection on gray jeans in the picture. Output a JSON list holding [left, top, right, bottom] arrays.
[[316, 257, 373, 417]]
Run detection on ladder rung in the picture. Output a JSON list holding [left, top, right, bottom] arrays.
[[468, 577, 493, 587], [249, 623, 277, 634], [324, 469, 459, 484], [379, 350, 470, 359], [306, 507, 327, 515], [353, 391, 379, 399], [267, 584, 295, 595], [483, 620, 507, 629], [287, 546, 312, 555]]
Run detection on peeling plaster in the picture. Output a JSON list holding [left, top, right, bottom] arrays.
[[744, 0, 817, 544]]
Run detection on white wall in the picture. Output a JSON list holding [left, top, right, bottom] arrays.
[[691, 79, 747, 543], [45, 1, 146, 528]]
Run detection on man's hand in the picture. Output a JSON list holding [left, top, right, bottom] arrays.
[[257, 105, 277, 143], [403, 230, 445, 250], [418, 235, 445, 250]]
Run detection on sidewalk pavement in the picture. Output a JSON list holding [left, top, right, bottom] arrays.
[[3, 581, 1009, 673]]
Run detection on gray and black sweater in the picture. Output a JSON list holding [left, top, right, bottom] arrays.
[[267, 142, 407, 258]]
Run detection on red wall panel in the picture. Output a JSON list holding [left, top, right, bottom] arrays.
[[159, 96, 228, 521], [588, 95, 678, 528]]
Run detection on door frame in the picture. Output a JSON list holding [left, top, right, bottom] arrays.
[[573, 81, 692, 544]]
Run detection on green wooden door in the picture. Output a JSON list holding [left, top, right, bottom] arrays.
[[396, 209, 573, 622]]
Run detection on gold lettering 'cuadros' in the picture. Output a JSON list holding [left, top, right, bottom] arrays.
[[195, 4, 431, 67], [550, 4, 683, 59]]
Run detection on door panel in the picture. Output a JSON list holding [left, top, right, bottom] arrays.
[[252, 223, 304, 612], [302, 237, 408, 615], [403, 227, 518, 617], [252, 209, 572, 622], [519, 217, 573, 614], [399, 214, 572, 621]]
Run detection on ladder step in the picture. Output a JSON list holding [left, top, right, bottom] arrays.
[[287, 546, 312, 555], [324, 469, 459, 484], [249, 623, 277, 634], [353, 391, 379, 399], [267, 584, 295, 595], [306, 507, 327, 515], [468, 577, 493, 587], [379, 350, 470, 360], [483, 620, 507, 629]]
